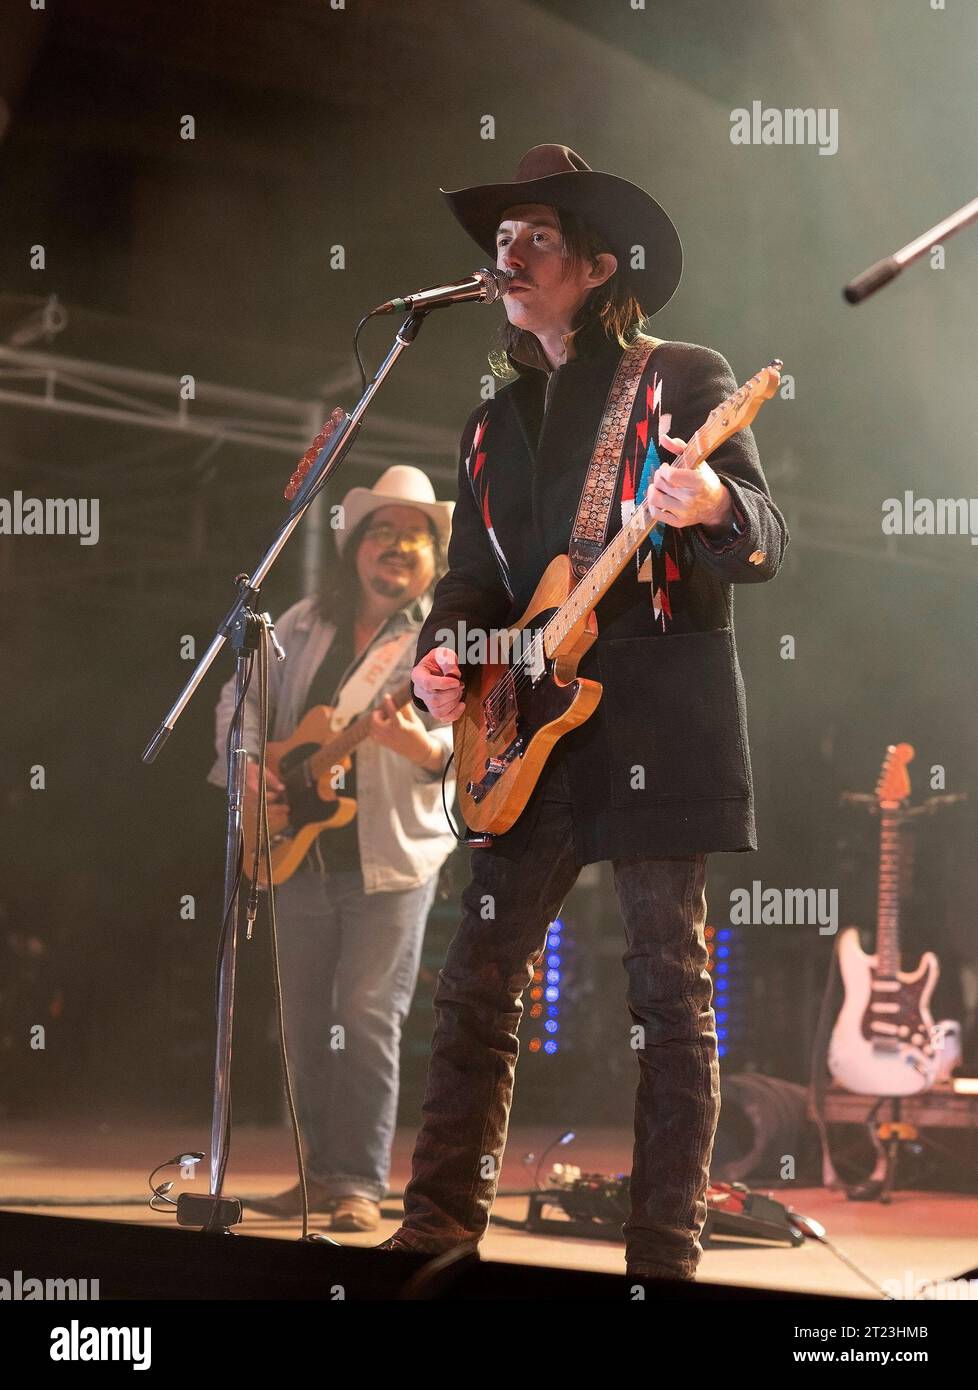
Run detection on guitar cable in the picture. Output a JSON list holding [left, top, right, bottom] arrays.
[[808, 935, 847, 1192], [440, 749, 494, 850], [248, 622, 327, 1245], [137, 625, 329, 1238], [206, 653, 257, 1211], [143, 666, 256, 1225], [440, 751, 464, 843], [801, 938, 905, 1297]]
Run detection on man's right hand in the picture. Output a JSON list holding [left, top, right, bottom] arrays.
[[412, 646, 465, 723], [245, 759, 286, 804]]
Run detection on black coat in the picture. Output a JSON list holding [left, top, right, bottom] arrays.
[[417, 318, 789, 864]]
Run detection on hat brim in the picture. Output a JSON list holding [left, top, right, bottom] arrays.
[[336, 488, 454, 555], [441, 168, 683, 317]]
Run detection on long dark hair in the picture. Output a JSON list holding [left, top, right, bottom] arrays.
[[316, 511, 446, 622], [489, 206, 649, 378]]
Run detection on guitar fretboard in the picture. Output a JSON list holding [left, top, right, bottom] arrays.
[[876, 809, 902, 977], [307, 677, 414, 781]]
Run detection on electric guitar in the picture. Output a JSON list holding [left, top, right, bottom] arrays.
[[454, 360, 784, 835], [243, 679, 413, 887], [827, 743, 962, 1096]]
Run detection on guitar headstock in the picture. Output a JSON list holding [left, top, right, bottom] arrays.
[[284, 406, 347, 500], [875, 742, 914, 809], [700, 360, 783, 452]]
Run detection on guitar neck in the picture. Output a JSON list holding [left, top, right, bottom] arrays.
[[876, 809, 902, 974], [308, 677, 414, 779]]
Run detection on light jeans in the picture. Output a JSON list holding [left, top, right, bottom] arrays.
[[272, 867, 438, 1201]]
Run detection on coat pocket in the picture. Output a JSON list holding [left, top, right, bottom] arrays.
[[595, 628, 751, 807]]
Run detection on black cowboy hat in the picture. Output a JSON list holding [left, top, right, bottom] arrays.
[[440, 143, 683, 317]]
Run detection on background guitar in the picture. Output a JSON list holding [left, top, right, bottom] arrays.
[[243, 678, 413, 887], [828, 743, 961, 1096]]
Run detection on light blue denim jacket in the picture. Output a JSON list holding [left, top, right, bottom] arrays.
[[208, 593, 456, 894]]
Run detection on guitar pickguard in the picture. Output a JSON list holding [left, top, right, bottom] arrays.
[[465, 633, 580, 807], [278, 741, 353, 834], [861, 970, 932, 1054]]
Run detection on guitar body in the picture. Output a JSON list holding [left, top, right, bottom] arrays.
[[454, 554, 603, 835], [243, 704, 357, 888], [827, 928, 960, 1095]]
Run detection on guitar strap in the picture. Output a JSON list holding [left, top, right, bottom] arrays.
[[328, 629, 416, 732], [567, 336, 661, 580]]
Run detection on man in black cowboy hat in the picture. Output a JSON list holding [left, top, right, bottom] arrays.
[[386, 145, 788, 1280]]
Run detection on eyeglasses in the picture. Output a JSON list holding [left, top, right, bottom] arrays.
[[363, 522, 435, 552]]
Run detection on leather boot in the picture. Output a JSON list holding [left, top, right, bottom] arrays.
[[330, 1195, 381, 1232], [245, 1179, 336, 1217]]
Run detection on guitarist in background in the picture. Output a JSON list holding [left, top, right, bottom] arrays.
[[209, 466, 456, 1231], [383, 145, 790, 1280]]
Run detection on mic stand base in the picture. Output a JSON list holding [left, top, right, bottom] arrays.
[[176, 1192, 244, 1234]]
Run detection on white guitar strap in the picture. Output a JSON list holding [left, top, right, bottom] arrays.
[[327, 630, 415, 732]]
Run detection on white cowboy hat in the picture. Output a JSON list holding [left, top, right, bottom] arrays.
[[335, 464, 454, 555]]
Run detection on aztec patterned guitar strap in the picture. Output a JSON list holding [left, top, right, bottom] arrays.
[[567, 336, 661, 580]]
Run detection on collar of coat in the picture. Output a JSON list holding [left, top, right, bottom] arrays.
[[504, 312, 627, 378]]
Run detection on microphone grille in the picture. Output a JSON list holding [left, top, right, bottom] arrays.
[[479, 266, 513, 304]]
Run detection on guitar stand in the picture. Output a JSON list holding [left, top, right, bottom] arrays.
[[847, 1096, 922, 1203]]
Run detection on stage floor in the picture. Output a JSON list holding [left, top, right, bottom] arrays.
[[1, 1120, 975, 1299]]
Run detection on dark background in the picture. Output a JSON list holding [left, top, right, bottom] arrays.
[[1, 0, 976, 1133]]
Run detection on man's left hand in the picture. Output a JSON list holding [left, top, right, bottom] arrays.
[[369, 693, 443, 770], [650, 434, 734, 535]]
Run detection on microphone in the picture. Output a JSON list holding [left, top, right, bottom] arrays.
[[371, 266, 513, 315]]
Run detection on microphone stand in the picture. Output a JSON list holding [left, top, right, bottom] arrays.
[[844, 193, 978, 303], [141, 308, 431, 1234]]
